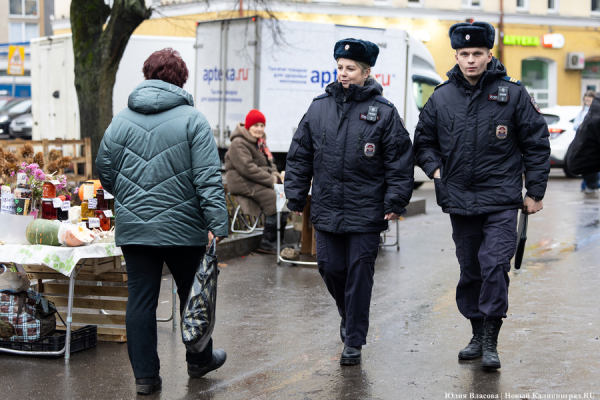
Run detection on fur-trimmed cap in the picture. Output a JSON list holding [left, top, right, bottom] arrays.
[[449, 22, 495, 50], [334, 38, 379, 67]]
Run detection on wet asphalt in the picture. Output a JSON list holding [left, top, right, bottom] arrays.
[[1, 171, 600, 400]]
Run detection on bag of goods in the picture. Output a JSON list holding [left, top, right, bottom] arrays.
[[25, 219, 61, 246], [181, 240, 219, 354], [0, 290, 56, 342]]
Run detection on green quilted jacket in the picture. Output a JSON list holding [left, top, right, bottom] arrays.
[[96, 80, 229, 247]]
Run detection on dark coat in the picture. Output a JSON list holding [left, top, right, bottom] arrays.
[[284, 79, 414, 234], [224, 123, 278, 216], [567, 96, 600, 175], [413, 58, 551, 216]]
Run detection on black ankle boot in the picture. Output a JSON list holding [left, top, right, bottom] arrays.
[[482, 318, 503, 369], [340, 346, 362, 365], [257, 214, 278, 254], [136, 375, 162, 395], [340, 318, 346, 343], [458, 319, 485, 360], [188, 349, 227, 378]]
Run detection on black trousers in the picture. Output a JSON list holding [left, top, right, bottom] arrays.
[[314, 230, 380, 347], [122, 245, 213, 379], [450, 209, 518, 320]]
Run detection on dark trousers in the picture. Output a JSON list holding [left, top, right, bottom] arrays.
[[122, 245, 213, 379], [314, 230, 380, 347], [450, 209, 518, 320]]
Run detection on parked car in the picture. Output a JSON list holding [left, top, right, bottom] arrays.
[[0, 97, 27, 113], [9, 113, 33, 139], [541, 105, 581, 177], [0, 98, 31, 137]]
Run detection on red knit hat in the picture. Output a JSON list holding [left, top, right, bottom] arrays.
[[245, 109, 266, 129]]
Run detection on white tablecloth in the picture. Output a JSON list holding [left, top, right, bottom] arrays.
[[0, 243, 122, 277]]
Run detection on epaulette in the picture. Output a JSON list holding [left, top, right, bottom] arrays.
[[434, 80, 450, 91], [502, 76, 521, 85], [313, 93, 330, 101], [374, 95, 394, 107]]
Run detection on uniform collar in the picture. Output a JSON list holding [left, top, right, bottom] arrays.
[[326, 79, 383, 104]]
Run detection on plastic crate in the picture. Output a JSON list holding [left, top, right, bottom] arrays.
[[0, 325, 97, 356]]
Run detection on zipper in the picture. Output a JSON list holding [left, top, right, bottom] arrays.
[[356, 132, 364, 166], [450, 116, 455, 146], [321, 128, 326, 161], [489, 116, 494, 144]]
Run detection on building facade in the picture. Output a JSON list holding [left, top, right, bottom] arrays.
[[51, 0, 600, 107]]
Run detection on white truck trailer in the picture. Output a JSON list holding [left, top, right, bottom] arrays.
[[30, 34, 196, 141], [194, 17, 443, 183]]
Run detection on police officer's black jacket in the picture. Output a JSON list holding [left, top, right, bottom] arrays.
[[567, 96, 600, 175], [414, 57, 550, 216], [284, 78, 414, 233]]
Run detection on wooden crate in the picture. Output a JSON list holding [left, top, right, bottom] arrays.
[[24, 259, 128, 343]]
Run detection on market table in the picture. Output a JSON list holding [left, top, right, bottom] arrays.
[[0, 242, 176, 360]]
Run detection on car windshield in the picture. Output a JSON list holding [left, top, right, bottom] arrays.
[[6, 99, 31, 114], [0, 100, 9, 109], [542, 114, 560, 125], [413, 76, 439, 112]]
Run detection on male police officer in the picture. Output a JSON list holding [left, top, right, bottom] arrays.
[[414, 21, 550, 369]]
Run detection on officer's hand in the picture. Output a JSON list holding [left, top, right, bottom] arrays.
[[523, 197, 543, 215], [385, 213, 400, 221], [294, 211, 302, 216], [433, 169, 441, 179]]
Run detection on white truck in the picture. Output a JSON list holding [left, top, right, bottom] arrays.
[[194, 17, 443, 183], [30, 34, 196, 141]]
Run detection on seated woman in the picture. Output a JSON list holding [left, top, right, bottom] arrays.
[[225, 109, 287, 253]]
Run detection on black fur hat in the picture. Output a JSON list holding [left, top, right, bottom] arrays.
[[333, 38, 379, 67], [449, 22, 495, 50]]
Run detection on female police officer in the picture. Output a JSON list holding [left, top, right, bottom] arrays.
[[284, 38, 414, 365]]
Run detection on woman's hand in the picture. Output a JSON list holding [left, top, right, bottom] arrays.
[[385, 213, 400, 221], [208, 231, 224, 246], [294, 211, 302, 216]]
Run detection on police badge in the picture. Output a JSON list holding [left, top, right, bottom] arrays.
[[364, 143, 375, 157], [530, 96, 542, 114], [496, 125, 508, 139]]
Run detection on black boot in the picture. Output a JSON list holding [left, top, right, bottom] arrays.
[[188, 349, 227, 378], [340, 318, 346, 343], [257, 214, 278, 254], [481, 318, 503, 369], [340, 346, 361, 366], [135, 375, 162, 395], [458, 319, 484, 360]]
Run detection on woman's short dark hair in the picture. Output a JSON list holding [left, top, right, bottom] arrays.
[[142, 48, 189, 88]]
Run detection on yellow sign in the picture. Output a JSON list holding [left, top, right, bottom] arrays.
[[7, 45, 25, 76]]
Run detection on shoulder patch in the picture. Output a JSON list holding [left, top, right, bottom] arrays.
[[502, 76, 522, 85], [313, 93, 331, 101], [434, 80, 450, 91], [374, 95, 394, 107]]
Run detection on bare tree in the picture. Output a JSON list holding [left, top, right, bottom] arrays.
[[71, 0, 152, 170]]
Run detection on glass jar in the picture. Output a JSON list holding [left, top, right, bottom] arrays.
[[41, 198, 57, 220], [96, 189, 107, 210], [95, 210, 110, 231], [81, 199, 95, 218], [57, 203, 69, 221], [82, 182, 95, 200], [81, 218, 89, 229], [42, 182, 57, 199]]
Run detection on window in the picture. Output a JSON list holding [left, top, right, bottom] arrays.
[[593, 0, 600, 12], [408, 0, 423, 7], [9, 0, 38, 16], [412, 76, 439, 111], [9, 22, 39, 43], [548, 0, 558, 12], [462, 0, 482, 7], [516, 0, 529, 11]]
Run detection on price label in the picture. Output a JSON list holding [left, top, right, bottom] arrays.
[[103, 210, 113, 218], [17, 173, 27, 185], [61, 220, 72, 225], [51, 180, 60, 186], [61, 202, 71, 211], [52, 198, 63, 208], [104, 190, 114, 200], [88, 198, 98, 209], [88, 218, 100, 228]]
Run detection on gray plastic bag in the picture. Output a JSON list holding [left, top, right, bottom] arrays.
[[181, 240, 219, 353]]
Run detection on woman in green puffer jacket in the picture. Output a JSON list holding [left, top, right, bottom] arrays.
[[96, 48, 228, 395]]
